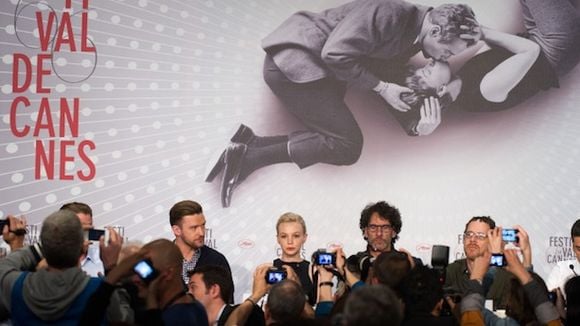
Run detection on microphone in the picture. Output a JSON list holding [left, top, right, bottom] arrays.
[[570, 264, 578, 276]]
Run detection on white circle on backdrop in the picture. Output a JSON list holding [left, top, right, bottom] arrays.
[[11, 173, 24, 183], [139, 165, 149, 174], [2, 114, 8, 124], [149, 83, 158, 90], [152, 121, 161, 129], [138, 0, 147, 7], [104, 83, 114, 91], [1, 85, 11, 94], [88, 10, 98, 19], [84, 132, 94, 140], [172, 64, 180, 72], [187, 170, 196, 178], [177, 136, 185, 143], [133, 19, 143, 28], [160, 4, 168, 13], [125, 194, 135, 202], [156, 141, 166, 149], [130, 41, 139, 49], [18, 202, 31, 212], [167, 177, 176, 186], [172, 100, 180, 107], [65, 161, 75, 171], [111, 15, 120, 24], [134, 145, 144, 154], [180, 11, 188, 18], [45, 193, 57, 204], [81, 84, 90, 92], [103, 202, 112, 211], [127, 83, 136, 91], [6, 143, 18, 154], [155, 205, 163, 214], [2, 54, 12, 64], [82, 107, 91, 116], [81, 59, 91, 68], [105, 60, 115, 68], [55, 84, 66, 92], [181, 153, 190, 161], [133, 214, 143, 223], [152, 43, 161, 51], [176, 28, 184, 36], [146, 186, 155, 194], [118, 172, 127, 181], [171, 82, 179, 89], [173, 47, 181, 54], [128, 62, 137, 69], [131, 125, 140, 133], [151, 102, 159, 110], [112, 151, 122, 159], [128, 104, 138, 112], [5, 25, 15, 35], [95, 179, 105, 188], [174, 118, 183, 126], [71, 186, 82, 195], [56, 57, 67, 66], [150, 63, 159, 70], [105, 105, 115, 113], [155, 24, 164, 32], [107, 38, 117, 46], [143, 235, 152, 243], [161, 159, 170, 167]]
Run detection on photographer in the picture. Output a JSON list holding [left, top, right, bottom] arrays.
[[460, 227, 560, 326], [0, 210, 128, 325], [225, 264, 314, 325]]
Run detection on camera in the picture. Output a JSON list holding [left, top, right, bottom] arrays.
[[133, 259, 159, 283], [86, 228, 105, 241], [502, 229, 519, 243], [312, 249, 336, 266], [548, 291, 557, 303], [265, 267, 287, 284], [490, 253, 506, 267], [0, 219, 8, 230]]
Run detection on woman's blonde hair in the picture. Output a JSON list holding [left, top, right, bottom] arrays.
[[276, 212, 307, 234]]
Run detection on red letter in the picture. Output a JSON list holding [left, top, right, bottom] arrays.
[[59, 140, 75, 180], [35, 11, 56, 52], [36, 54, 52, 94], [81, 8, 95, 52], [35, 140, 55, 180], [59, 97, 79, 137], [77, 140, 96, 181], [10, 97, 30, 137], [55, 12, 76, 52], [33, 98, 55, 137], [12, 54, 32, 93]]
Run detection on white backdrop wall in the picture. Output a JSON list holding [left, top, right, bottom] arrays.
[[1, 0, 579, 300]]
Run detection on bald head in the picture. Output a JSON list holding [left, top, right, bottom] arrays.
[[143, 239, 183, 274]]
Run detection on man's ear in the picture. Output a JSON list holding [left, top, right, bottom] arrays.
[[172, 224, 181, 237], [429, 25, 442, 39], [209, 284, 222, 299]]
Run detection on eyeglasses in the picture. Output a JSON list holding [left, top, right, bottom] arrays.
[[367, 224, 393, 233], [463, 231, 487, 241]]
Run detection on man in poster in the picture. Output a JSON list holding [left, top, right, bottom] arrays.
[[206, 0, 481, 207]]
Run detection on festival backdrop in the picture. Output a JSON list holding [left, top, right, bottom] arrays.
[[1, 0, 579, 300]]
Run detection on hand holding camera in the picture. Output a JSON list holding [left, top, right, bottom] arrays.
[[1, 215, 27, 250], [265, 266, 287, 284]]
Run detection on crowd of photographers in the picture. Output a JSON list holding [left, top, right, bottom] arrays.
[[0, 200, 578, 326]]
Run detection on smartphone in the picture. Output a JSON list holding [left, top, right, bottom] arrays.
[[86, 228, 105, 241], [133, 259, 159, 283], [0, 219, 8, 230], [490, 254, 506, 267], [265, 268, 287, 284], [502, 229, 519, 243]]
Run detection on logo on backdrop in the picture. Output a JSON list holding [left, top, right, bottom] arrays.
[[205, 227, 217, 249], [546, 235, 574, 264], [10, 0, 97, 181], [453, 233, 466, 260]]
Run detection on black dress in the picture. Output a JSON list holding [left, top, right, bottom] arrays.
[[273, 258, 315, 305]]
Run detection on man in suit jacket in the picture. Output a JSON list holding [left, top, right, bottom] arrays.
[[188, 265, 265, 326], [209, 0, 481, 207]]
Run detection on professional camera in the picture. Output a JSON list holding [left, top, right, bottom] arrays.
[[265, 267, 287, 284], [312, 249, 336, 267], [345, 252, 373, 282]]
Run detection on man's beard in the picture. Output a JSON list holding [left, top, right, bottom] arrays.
[[370, 239, 390, 252]]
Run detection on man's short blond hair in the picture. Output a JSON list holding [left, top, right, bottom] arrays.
[[276, 212, 307, 234]]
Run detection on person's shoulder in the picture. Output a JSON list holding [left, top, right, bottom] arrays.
[[164, 301, 208, 325], [446, 259, 466, 270]]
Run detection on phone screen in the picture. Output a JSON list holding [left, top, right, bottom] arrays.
[[87, 229, 105, 241], [266, 271, 286, 284], [490, 254, 506, 267], [502, 229, 519, 243], [318, 253, 334, 265], [133, 259, 158, 283], [0, 220, 8, 230]]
